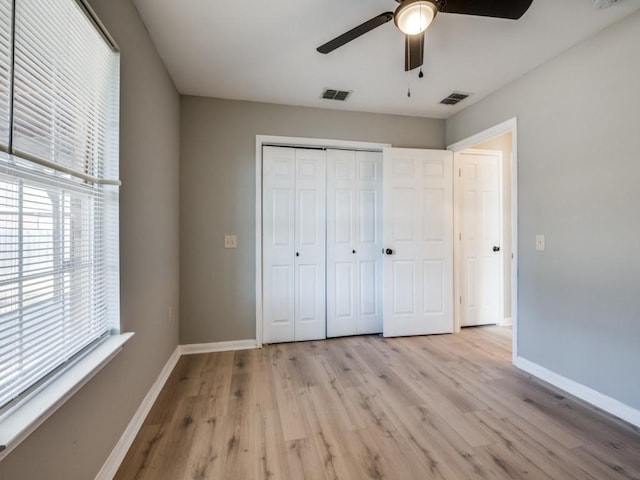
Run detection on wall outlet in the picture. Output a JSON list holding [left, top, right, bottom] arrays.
[[535, 234, 545, 251], [224, 235, 237, 249]]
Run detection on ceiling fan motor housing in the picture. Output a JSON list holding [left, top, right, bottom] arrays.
[[394, 0, 438, 35]]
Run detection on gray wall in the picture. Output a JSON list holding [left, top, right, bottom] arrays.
[[180, 97, 445, 343], [447, 12, 640, 409], [0, 0, 180, 478]]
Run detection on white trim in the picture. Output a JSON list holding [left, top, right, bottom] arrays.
[[95, 345, 181, 480], [447, 118, 517, 152], [255, 139, 263, 349], [180, 339, 258, 355], [501, 317, 513, 327], [255, 135, 391, 346], [447, 117, 518, 361], [514, 356, 640, 428], [0, 333, 134, 462]]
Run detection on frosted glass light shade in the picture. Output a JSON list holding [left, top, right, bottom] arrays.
[[394, 0, 437, 35]]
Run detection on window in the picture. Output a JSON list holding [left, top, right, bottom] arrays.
[[0, 0, 119, 414]]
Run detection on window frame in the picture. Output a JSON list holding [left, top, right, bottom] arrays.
[[0, 0, 129, 460]]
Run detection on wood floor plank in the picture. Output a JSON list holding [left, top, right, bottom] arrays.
[[255, 408, 292, 480], [114, 326, 640, 480]]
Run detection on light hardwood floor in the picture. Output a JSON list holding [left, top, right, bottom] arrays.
[[115, 327, 640, 479]]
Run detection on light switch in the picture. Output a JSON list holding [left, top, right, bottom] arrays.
[[224, 235, 237, 249], [535, 234, 545, 251]]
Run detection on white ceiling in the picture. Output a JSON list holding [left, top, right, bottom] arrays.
[[132, 0, 640, 119]]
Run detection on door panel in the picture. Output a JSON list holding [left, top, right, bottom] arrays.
[[393, 261, 415, 315], [359, 190, 376, 244], [335, 262, 354, 318], [423, 188, 444, 240], [297, 264, 319, 321], [335, 190, 353, 243], [327, 150, 357, 337], [423, 260, 444, 314], [355, 151, 383, 334], [383, 148, 454, 337], [262, 147, 296, 343], [294, 149, 326, 341], [359, 261, 377, 315], [270, 265, 292, 321], [392, 188, 415, 241], [263, 146, 326, 343], [456, 150, 503, 327], [326, 149, 382, 337]]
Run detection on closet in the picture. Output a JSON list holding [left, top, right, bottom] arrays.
[[262, 144, 452, 343], [262, 146, 383, 343]]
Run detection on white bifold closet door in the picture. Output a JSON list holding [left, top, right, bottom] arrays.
[[262, 146, 326, 343], [326, 149, 383, 337], [382, 148, 454, 337]]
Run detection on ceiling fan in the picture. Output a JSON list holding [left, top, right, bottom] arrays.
[[317, 0, 534, 72]]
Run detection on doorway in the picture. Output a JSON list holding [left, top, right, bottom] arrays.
[[448, 118, 518, 360]]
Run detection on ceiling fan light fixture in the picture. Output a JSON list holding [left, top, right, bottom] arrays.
[[394, 0, 437, 35]]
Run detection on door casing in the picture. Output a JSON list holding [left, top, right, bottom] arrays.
[[447, 118, 519, 362]]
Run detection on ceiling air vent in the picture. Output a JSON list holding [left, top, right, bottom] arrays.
[[440, 92, 472, 105], [321, 88, 352, 101]]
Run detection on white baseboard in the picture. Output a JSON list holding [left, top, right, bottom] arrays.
[[514, 356, 640, 428], [95, 346, 181, 480], [180, 339, 258, 355]]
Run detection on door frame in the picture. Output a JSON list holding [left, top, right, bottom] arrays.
[[447, 118, 518, 361], [255, 135, 390, 347], [453, 148, 504, 331]]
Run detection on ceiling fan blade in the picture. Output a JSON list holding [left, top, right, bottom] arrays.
[[405, 31, 425, 71], [440, 0, 533, 19], [317, 12, 394, 54]]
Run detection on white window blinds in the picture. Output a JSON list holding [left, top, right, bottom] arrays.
[[0, 0, 119, 411], [0, 0, 10, 151], [12, 0, 119, 182]]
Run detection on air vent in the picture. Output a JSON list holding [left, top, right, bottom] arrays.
[[321, 88, 352, 101], [440, 91, 472, 105]]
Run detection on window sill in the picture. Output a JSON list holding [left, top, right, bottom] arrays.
[[0, 332, 134, 461]]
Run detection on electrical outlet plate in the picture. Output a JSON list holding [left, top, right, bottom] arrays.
[[224, 235, 237, 248], [535, 234, 545, 251]]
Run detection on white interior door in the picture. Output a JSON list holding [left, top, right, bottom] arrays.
[[456, 149, 503, 327], [262, 146, 326, 343], [326, 149, 382, 337], [356, 151, 383, 334], [382, 148, 454, 337], [294, 148, 326, 341], [262, 146, 296, 343]]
